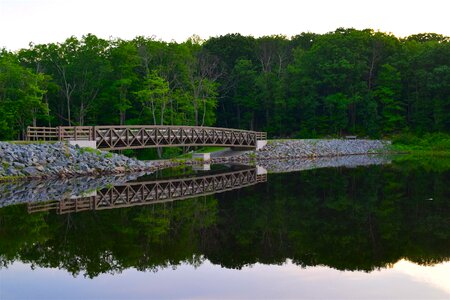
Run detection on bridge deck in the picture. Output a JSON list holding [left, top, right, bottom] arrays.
[[27, 125, 267, 150]]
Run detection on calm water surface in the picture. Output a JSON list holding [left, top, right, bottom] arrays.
[[0, 158, 449, 299]]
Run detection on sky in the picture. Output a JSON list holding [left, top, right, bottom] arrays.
[[1, 0, 449, 50]]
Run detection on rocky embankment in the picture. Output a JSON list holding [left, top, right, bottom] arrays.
[[0, 142, 152, 179], [0, 139, 390, 181], [226, 139, 390, 161]]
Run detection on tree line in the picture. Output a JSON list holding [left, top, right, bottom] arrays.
[[0, 29, 449, 139]]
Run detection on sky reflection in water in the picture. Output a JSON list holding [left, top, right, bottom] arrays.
[[2, 260, 449, 299]]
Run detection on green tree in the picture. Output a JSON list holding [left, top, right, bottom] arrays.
[[136, 71, 170, 125], [373, 64, 405, 133], [0, 51, 48, 139]]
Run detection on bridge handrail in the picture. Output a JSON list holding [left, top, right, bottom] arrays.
[[93, 124, 261, 134], [26, 126, 59, 141], [256, 132, 267, 140], [27, 125, 267, 142]]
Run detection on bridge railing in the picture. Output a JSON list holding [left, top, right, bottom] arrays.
[[27, 125, 267, 150], [58, 126, 94, 141], [256, 132, 267, 140], [26, 127, 59, 141], [27, 167, 267, 214], [27, 126, 94, 141]]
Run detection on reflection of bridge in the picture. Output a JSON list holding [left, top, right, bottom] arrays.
[[27, 125, 267, 150], [27, 167, 267, 214]]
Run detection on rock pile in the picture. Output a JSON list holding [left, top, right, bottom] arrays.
[[0, 142, 151, 179], [227, 139, 390, 161]]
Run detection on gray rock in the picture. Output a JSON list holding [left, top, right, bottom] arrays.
[[13, 162, 25, 168], [6, 167, 19, 176], [0, 141, 155, 180], [224, 139, 390, 162], [22, 167, 41, 176]]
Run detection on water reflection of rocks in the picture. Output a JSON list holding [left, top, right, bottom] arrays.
[[256, 155, 391, 173], [0, 172, 151, 208]]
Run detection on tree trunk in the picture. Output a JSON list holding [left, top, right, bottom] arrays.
[[237, 104, 241, 128], [194, 100, 199, 126], [66, 92, 72, 126], [201, 98, 206, 126], [119, 110, 125, 125]]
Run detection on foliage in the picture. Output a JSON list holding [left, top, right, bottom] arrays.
[[0, 29, 448, 141], [0, 50, 48, 139], [392, 132, 450, 154]]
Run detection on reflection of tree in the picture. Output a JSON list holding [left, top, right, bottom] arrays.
[[0, 206, 49, 264], [207, 160, 450, 271], [0, 159, 449, 277], [0, 196, 218, 278]]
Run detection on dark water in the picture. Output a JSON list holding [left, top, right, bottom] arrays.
[[0, 158, 449, 299]]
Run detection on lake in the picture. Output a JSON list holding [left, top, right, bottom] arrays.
[[0, 156, 449, 299]]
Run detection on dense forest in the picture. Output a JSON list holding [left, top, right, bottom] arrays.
[[0, 28, 449, 140]]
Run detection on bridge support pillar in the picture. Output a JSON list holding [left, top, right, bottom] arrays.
[[256, 166, 267, 175], [68, 140, 97, 149], [256, 140, 267, 150]]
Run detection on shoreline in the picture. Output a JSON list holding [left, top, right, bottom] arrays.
[[0, 139, 392, 182]]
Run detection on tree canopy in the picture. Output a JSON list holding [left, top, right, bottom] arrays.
[[0, 29, 449, 140]]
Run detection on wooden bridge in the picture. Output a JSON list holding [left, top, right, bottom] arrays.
[[27, 125, 267, 150], [27, 167, 267, 214]]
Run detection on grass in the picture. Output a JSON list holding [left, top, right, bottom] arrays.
[[78, 146, 113, 158], [79, 147, 103, 155], [390, 132, 450, 157], [0, 175, 26, 182], [195, 146, 227, 153], [169, 158, 187, 164]]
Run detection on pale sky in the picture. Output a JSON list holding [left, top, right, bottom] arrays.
[[1, 0, 449, 50]]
